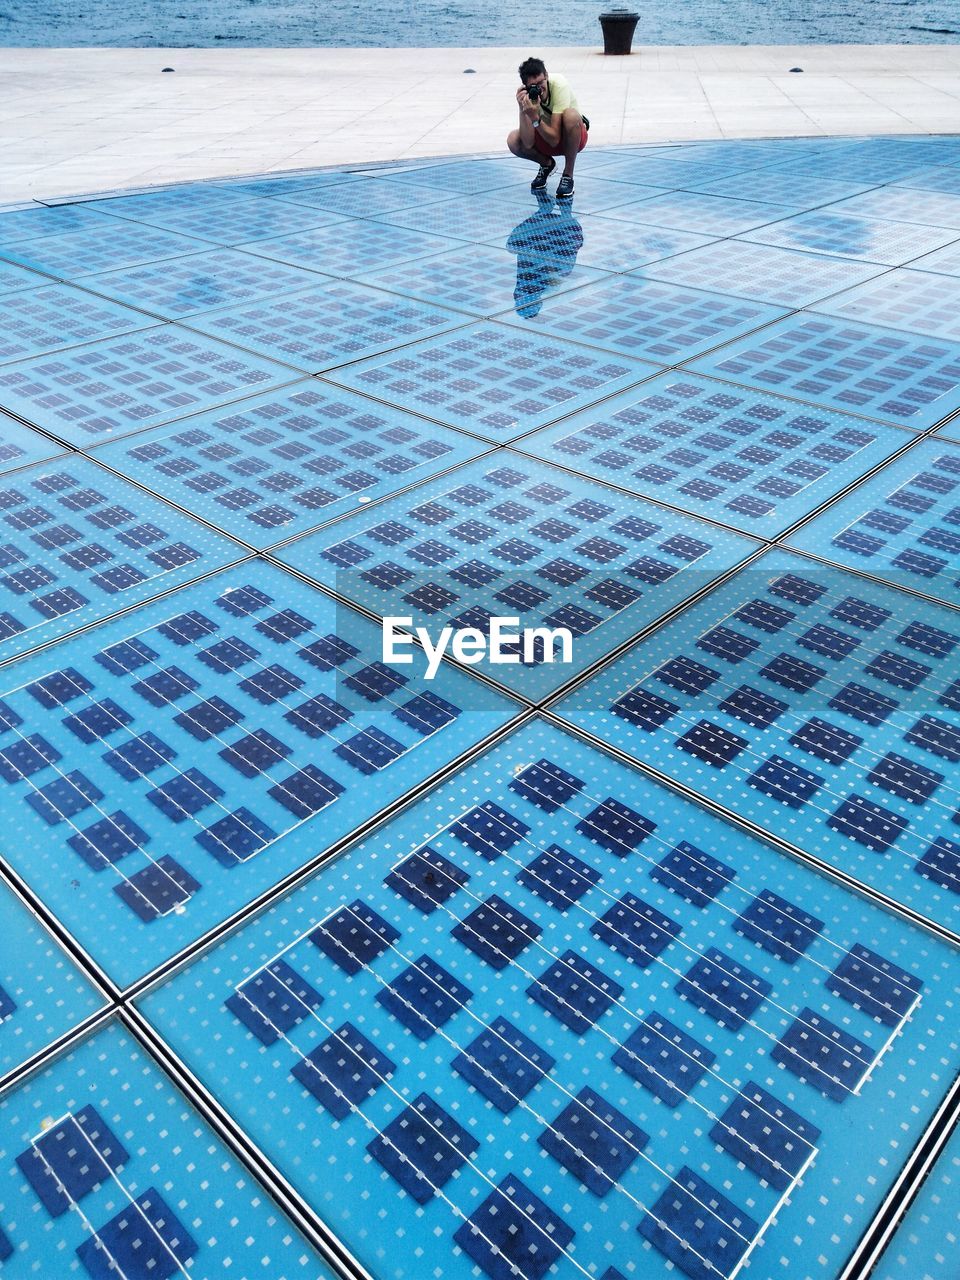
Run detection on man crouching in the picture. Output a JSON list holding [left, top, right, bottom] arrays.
[[507, 57, 589, 199]]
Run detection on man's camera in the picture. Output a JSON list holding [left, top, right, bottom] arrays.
[[526, 83, 542, 101]]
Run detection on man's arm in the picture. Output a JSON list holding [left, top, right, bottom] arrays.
[[515, 86, 540, 150]]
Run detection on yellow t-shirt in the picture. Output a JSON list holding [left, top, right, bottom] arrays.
[[537, 73, 581, 123]]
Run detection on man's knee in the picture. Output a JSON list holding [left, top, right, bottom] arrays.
[[561, 107, 583, 129], [507, 129, 523, 155]]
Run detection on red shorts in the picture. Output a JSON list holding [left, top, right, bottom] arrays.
[[534, 122, 588, 158]]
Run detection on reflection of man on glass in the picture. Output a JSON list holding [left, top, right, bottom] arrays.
[[507, 57, 588, 199], [506, 200, 584, 318]]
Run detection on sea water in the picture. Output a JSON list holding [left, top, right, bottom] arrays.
[[3, 0, 958, 47]]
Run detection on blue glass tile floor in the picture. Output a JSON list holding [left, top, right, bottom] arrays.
[[0, 134, 958, 1280], [872, 1116, 960, 1280], [0, 1022, 341, 1277], [141, 720, 960, 1280]]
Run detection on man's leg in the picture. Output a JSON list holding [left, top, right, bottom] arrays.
[[507, 129, 542, 164], [560, 109, 585, 177]]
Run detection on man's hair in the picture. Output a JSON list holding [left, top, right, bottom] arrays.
[[518, 57, 546, 82]]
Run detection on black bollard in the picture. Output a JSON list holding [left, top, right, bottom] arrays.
[[599, 9, 640, 55]]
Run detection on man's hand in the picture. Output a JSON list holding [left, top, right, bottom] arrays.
[[516, 86, 538, 120]]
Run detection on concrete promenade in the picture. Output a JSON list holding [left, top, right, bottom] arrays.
[[2, 44, 960, 202]]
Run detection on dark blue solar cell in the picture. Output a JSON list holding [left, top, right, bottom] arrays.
[[639, 1166, 758, 1280], [364, 561, 416, 589], [61, 698, 132, 745], [310, 900, 401, 975], [114, 855, 200, 921], [32, 587, 89, 619], [147, 767, 222, 822], [219, 728, 292, 777], [133, 665, 199, 707], [376, 954, 472, 1039], [676, 720, 749, 767], [701, 624, 762, 665], [92, 563, 148, 594], [451, 802, 530, 859], [17, 1106, 129, 1218], [537, 556, 588, 586], [897, 621, 957, 659], [0, 983, 15, 1021], [368, 1092, 479, 1204], [660, 533, 711, 561], [216, 584, 272, 616], [939, 678, 960, 712], [291, 1022, 396, 1120], [592, 893, 680, 968], [405, 582, 459, 613], [344, 662, 409, 701], [225, 959, 323, 1046], [797, 624, 861, 661], [539, 1087, 647, 1196], [829, 682, 898, 726], [238, 664, 304, 705], [711, 1082, 820, 1191], [584, 577, 642, 610], [495, 580, 549, 610], [611, 686, 679, 730], [719, 685, 787, 729], [284, 693, 353, 739], [95, 637, 158, 676], [625, 555, 679, 584], [268, 764, 344, 818], [866, 646, 933, 692], [452, 1016, 555, 1113], [172, 696, 243, 742], [0, 697, 23, 732], [771, 1008, 870, 1101], [510, 758, 584, 811], [103, 732, 176, 782], [157, 611, 218, 645], [197, 636, 259, 674], [335, 726, 406, 773], [527, 950, 624, 1034], [760, 652, 825, 694], [769, 574, 827, 606], [577, 797, 657, 855], [748, 755, 824, 808], [905, 715, 960, 762], [0, 1225, 10, 1262], [829, 597, 891, 631], [736, 599, 794, 633], [196, 807, 277, 865], [650, 841, 734, 908], [828, 794, 908, 853], [453, 895, 541, 969], [394, 690, 460, 734], [454, 1174, 574, 1280], [68, 810, 148, 870], [916, 836, 959, 893], [517, 844, 600, 911], [0, 613, 25, 640], [789, 716, 862, 765], [27, 667, 92, 708], [827, 944, 922, 1026], [298, 633, 360, 670], [0, 733, 61, 782], [76, 1187, 198, 1280], [676, 947, 772, 1030], [385, 845, 469, 913], [868, 751, 942, 803], [26, 771, 104, 826], [256, 608, 314, 643], [611, 514, 659, 541], [735, 890, 823, 963], [655, 656, 719, 696]]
